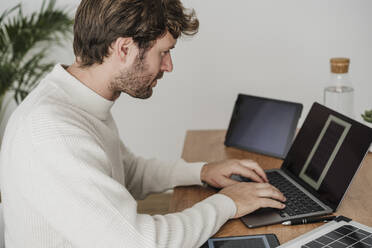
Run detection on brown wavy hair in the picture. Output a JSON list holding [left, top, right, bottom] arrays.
[[73, 0, 199, 67]]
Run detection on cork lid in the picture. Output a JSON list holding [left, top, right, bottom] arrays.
[[330, 57, 350, 73]]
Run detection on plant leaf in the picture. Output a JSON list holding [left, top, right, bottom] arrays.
[[0, 0, 73, 104]]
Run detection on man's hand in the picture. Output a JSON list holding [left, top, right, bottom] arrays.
[[201, 159, 286, 218], [201, 159, 268, 188], [219, 182, 286, 218]]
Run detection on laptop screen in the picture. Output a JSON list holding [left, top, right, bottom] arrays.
[[225, 94, 303, 158], [282, 102, 372, 210]]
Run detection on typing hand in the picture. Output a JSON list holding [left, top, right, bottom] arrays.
[[219, 182, 286, 218], [200, 159, 268, 188]]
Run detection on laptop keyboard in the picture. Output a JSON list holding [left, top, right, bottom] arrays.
[[266, 171, 325, 217]]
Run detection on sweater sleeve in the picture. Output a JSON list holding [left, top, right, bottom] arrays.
[[120, 141, 206, 200], [25, 133, 236, 248]]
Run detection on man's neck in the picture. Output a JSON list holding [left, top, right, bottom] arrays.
[[66, 62, 118, 101]]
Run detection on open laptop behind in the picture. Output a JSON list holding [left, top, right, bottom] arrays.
[[236, 102, 372, 228]]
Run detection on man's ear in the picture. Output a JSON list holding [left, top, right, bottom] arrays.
[[113, 37, 135, 63]]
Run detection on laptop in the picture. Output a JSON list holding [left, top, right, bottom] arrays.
[[278, 216, 372, 248], [225, 94, 303, 159], [235, 102, 372, 228]]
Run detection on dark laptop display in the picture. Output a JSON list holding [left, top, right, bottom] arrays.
[[282, 102, 372, 210], [240, 102, 372, 228], [225, 94, 303, 159]]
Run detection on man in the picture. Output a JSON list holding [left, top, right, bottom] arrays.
[[0, 0, 286, 247]]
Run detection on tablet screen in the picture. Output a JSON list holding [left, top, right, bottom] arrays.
[[225, 94, 302, 158], [208, 235, 271, 248]]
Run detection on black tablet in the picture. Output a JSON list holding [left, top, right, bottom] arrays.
[[200, 234, 280, 248], [225, 94, 303, 158]]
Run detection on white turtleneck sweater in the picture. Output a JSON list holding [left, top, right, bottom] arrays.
[[0, 64, 236, 248]]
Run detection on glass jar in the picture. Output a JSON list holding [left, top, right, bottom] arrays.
[[323, 58, 354, 118]]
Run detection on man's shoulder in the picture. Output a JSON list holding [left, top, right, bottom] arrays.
[[10, 87, 95, 144], [14, 84, 71, 121]]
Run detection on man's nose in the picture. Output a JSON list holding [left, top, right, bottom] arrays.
[[161, 53, 173, 72]]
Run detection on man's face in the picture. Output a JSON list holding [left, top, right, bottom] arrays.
[[110, 31, 176, 99]]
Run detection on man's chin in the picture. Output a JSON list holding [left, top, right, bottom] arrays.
[[124, 89, 153, 99], [136, 91, 153, 99]]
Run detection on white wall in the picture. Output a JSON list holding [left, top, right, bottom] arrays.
[[1, 0, 371, 160]]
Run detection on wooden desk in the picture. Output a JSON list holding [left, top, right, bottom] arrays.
[[169, 130, 372, 244]]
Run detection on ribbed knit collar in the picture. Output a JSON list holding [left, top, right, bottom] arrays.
[[47, 64, 114, 121]]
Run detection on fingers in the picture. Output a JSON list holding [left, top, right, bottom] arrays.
[[258, 198, 286, 209], [203, 159, 268, 189], [213, 176, 239, 188], [221, 176, 240, 187], [239, 160, 268, 182], [250, 183, 286, 209], [242, 182, 286, 202], [233, 165, 264, 183], [255, 183, 286, 202], [220, 182, 286, 218]]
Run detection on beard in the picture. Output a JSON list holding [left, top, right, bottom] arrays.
[[109, 56, 163, 99]]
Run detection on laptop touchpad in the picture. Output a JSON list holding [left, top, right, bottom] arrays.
[[242, 208, 283, 228]]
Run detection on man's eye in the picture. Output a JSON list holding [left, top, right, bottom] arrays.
[[161, 51, 170, 56]]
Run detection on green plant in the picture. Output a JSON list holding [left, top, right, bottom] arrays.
[[362, 109, 372, 123], [0, 0, 73, 112]]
